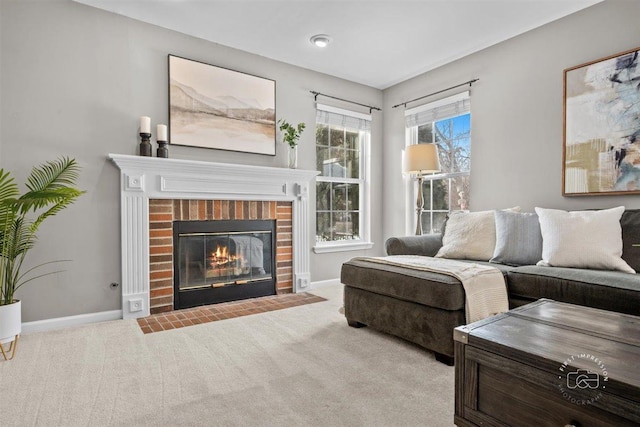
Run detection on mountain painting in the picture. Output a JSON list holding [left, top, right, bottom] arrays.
[[563, 47, 640, 196], [169, 55, 276, 155]]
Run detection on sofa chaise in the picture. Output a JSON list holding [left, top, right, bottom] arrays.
[[341, 208, 640, 365]]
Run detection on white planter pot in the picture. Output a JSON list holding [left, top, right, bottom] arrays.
[[0, 300, 21, 345]]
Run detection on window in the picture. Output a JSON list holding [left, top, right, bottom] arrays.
[[406, 92, 471, 234], [314, 104, 372, 253]]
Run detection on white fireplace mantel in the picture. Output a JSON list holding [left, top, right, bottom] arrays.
[[108, 154, 318, 319]]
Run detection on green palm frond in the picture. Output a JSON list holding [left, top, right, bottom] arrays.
[[0, 170, 19, 201], [15, 187, 84, 223], [0, 170, 19, 228], [7, 217, 36, 257], [31, 189, 83, 231], [21, 157, 81, 213]]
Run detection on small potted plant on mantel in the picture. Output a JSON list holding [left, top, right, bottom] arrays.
[[0, 157, 84, 360], [278, 119, 306, 169]]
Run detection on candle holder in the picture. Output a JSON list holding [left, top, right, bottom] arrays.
[[139, 133, 152, 157], [157, 140, 168, 158]]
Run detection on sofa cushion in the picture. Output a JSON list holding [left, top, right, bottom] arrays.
[[506, 265, 640, 315], [342, 257, 465, 310], [341, 257, 514, 311], [491, 210, 542, 266], [435, 207, 519, 261], [535, 206, 634, 273], [622, 209, 640, 272]]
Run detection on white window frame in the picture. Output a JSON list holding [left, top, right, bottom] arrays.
[[404, 93, 471, 235], [313, 105, 373, 253]]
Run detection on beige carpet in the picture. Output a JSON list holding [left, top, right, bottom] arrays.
[[0, 285, 454, 426]]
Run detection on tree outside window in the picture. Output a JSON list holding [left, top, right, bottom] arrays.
[[416, 113, 471, 233]]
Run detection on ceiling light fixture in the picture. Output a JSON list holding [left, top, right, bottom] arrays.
[[310, 34, 331, 48]]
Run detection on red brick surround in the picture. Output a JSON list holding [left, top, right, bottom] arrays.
[[149, 199, 293, 314]]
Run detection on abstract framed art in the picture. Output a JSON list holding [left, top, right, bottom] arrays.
[[563, 46, 640, 196], [168, 55, 276, 155]]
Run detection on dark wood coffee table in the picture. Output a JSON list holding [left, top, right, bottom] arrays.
[[453, 299, 640, 427]]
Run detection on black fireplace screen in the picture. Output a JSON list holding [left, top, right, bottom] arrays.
[[179, 231, 272, 288], [173, 220, 276, 309]]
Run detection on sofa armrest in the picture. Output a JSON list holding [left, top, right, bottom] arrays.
[[385, 234, 443, 257]]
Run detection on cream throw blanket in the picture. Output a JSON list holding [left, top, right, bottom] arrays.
[[363, 255, 509, 323]]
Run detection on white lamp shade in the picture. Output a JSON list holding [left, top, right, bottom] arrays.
[[404, 143, 440, 174]]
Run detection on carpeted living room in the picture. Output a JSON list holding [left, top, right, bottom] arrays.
[[1, 1, 639, 426]]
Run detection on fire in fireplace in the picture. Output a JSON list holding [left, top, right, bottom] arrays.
[[173, 219, 276, 309]]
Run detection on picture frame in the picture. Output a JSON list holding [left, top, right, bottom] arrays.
[[168, 55, 276, 155], [563, 46, 640, 196]]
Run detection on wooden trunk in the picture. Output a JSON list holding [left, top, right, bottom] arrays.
[[454, 299, 640, 427]]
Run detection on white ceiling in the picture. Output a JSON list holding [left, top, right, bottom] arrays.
[[73, 0, 603, 90]]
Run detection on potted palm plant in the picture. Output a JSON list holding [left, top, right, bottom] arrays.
[[0, 157, 83, 360]]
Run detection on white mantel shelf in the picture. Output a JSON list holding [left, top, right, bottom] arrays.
[[108, 153, 319, 319]]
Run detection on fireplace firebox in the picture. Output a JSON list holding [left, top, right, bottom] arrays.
[[173, 219, 276, 309]]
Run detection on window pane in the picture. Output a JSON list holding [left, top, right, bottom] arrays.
[[346, 131, 359, 150], [418, 123, 433, 144], [346, 183, 359, 210], [451, 175, 470, 211], [434, 113, 471, 173], [432, 212, 448, 234], [329, 147, 346, 178], [433, 179, 450, 211], [422, 179, 449, 212], [334, 211, 358, 240], [420, 211, 447, 235], [316, 212, 332, 242], [346, 149, 359, 179], [330, 126, 344, 147], [316, 181, 330, 210], [316, 145, 330, 175], [350, 212, 360, 239], [316, 124, 329, 146], [331, 183, 347, 211]]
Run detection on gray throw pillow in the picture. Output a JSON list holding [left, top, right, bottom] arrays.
[[621, 209, 640, 272], [490, 210, 542, 266]]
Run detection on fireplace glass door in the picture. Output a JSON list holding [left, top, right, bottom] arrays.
[[174, 220, 276, 309]]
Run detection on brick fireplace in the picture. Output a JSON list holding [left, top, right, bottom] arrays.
[[149, 199, 293, 314], [109, 154, 318, 319]]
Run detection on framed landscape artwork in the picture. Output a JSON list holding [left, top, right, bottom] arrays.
[[563, 47, 640, 196], [168, 55, 276, 155]]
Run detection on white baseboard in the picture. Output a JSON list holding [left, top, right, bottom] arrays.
[[22, 282, 342, 334], [21, 309, 123, 334], [310, 278, 341, 289]]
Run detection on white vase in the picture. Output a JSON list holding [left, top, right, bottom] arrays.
[[0, 300, 21, 345], [288, 145, 298, 169]]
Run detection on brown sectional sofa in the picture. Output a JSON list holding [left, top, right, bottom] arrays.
[[341, 209, 640, 365]]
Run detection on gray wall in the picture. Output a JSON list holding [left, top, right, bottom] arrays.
[[0, 0, 383, 322], [382, 0, 640, 240]]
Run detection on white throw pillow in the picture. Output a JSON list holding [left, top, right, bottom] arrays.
[[535, 206, 635, 273], [436, 207, 520, 261]]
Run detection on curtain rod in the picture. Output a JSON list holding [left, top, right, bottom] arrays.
[[311, 91, 381, 114], [392, 79, 479, 109]]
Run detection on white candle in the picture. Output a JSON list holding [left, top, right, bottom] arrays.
[[140, 116, 151, 134], [157, 124, 167, 141]]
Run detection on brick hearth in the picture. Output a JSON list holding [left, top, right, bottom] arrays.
[[148, 199, 293, 314]]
